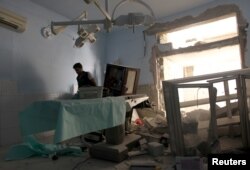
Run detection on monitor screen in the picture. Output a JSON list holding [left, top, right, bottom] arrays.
[[103, 64, 140, 96]]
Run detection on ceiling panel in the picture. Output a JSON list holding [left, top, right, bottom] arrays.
[[30, 0, 216, 20]]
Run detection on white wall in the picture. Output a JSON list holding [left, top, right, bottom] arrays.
[[0, 0, 106, 145], [106, 28, 156, 85], [0, 0, 106, 93], [106, 0, 250, 85]]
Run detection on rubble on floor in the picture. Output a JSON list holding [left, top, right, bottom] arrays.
[[130, 108, 169, 145], [78, 106, 174, 169], [1, 106, 212, 170]]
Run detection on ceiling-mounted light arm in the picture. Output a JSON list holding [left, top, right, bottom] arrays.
[[74, 24, 101, 48], [105, 0, 109, 14], [111, 0, 127, 20], [136, 0, 155, 18], [51, 19, 105, 27], [51, 20, 104, 35], [111, 0, 156, 20], [93, 0, 112, 21], [50, 11, 88, 35], [84, 0, 111, 21]]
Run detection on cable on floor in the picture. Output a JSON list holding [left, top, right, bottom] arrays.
[[72, 156, 91, 170]]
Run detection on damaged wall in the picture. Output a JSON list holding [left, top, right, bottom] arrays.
[[153, 0, 250, 67], [105, 0, 250, 105]]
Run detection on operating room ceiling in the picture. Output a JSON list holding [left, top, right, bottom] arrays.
[[30, 0, 216, 20]]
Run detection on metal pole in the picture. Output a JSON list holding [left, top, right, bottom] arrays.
[[51, 20, 105, 26]]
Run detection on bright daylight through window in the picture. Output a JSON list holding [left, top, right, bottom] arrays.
[[159, 13, 241, 106], [160, 13, 241, 80]]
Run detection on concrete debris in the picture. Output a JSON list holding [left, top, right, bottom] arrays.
[[182, 115, 198, 134], [159, 133, 169, 147], [148, 142, 164, 157], [143, 114, 168, 134], [137, 132, 162, 143], [139, 138, 148, 150], [128, 150, 148, 157]]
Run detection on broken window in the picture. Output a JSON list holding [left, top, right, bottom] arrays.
[[145, 4, 248, 112], [160, 13, 241, 80], [159, 14, 238, 49], [144, 4, 249, 153]]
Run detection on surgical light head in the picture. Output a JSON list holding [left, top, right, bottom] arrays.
[[74, 24, 100, 48]]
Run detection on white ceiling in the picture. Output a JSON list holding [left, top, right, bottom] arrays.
[[30, 0, 215, 20]]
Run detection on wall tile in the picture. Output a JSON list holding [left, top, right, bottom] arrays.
[[0, 92, 61, 146], [0, 110, 19, 129], [0, 127, 22, 145], [0, 80, 18, 96]]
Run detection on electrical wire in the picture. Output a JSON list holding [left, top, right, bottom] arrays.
[[72, 156, 91, 170]]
